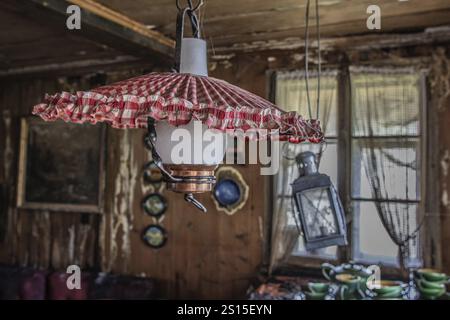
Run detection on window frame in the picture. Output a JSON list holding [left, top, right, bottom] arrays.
[[272, 70, 341, 265], [268, 66, 430, 275]]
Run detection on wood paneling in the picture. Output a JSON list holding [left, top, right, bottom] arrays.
[[0, 61, 268, 299], [0, 77, 101, 270], [430, 47, 450, 273], [99, 58, 269, 299], [1, 28, 449, 299]]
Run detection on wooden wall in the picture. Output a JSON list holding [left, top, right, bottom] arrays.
[[430, 47, 450, 273], [0, 58, 270, 299], [0, 77, 102, 270], [1, 47, 449, 299], [102, 58, 270, 299]]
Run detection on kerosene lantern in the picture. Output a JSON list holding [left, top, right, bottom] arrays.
[[292, 151, 347, 250]]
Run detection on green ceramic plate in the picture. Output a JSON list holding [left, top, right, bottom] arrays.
[[419, 287, 446, 299], [375, 288, 403, 299], [418, 279, 446, 290], [372, 280, 403, 295], [308, 282, 330, 293], [304, 291, 327, 300], [417, 269, 448, 282]]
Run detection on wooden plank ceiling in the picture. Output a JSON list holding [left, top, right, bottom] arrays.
[[0, 0, 174, 75], [1, 0, 450, 74], [96, 0, 450, 50], [0, 2, 117, 71]]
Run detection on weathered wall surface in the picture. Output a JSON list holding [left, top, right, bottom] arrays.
[[1, 47, 449, 298], [0, 59, 269, 299], [430, 47, 450, 273]]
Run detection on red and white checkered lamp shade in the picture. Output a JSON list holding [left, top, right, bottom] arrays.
[[33, 72, 323, 143]]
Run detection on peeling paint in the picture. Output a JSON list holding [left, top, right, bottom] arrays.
[[441, 149, 450, 209], [105, 130, 139, 272], [68, 225, 75, 263], [2, 110, 13, 181], [258, 216, 263, 240], [442, 150, 450, 177], [2, 97, 31, 267], [431, 48, 450, 112]]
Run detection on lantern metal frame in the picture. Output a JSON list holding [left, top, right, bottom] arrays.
[[291, 151, 347, 251]]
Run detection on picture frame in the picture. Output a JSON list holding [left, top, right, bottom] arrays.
[[17, 117, 105, 213]]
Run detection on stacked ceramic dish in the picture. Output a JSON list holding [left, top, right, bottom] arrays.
[[303, 282, 334, 300], [415, 269, 449, 300], [371, 280, 405, 300]]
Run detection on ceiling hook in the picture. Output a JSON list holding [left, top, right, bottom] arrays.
[[176, 0, 203, 12]]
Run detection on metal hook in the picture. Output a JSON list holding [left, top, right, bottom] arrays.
[[184, 193, 207, 213], [176, 0, 203, 11]]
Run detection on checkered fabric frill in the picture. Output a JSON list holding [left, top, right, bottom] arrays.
[[33, 72, 323, 143]]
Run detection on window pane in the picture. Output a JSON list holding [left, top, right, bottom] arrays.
[[351, 73, 421, 137], [278, 197, 338, 258], [294, 237, 338, 259], [351, 138, 420, 201], [297, 188, 339, 239], [273, 71, 340, 264], [274, 140, 339, 260], [352, 201, 419, 266], [350, 70, 423, 267], [276, 72, 338, 137]]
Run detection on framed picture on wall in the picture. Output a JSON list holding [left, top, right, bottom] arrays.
[[17, 117, 105, 213]]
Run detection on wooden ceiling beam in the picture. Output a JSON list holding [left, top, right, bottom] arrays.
[[210, 10, 450, 52], [211, 26, 450, 56], [96, 0, 450, 52], [18, 0, 175, 61], [0, 55, 142, 77], [160, 0, 450, 37]]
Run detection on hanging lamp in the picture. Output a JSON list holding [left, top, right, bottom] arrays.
[[32, 0, 324, 212]]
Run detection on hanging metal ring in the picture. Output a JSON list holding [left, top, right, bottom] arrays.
[[176, 0, 203, 12]]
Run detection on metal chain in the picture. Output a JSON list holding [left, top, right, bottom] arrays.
[[315, 0, 321, 120], [304, 0, 321, 120], [304, 0, 312, 119]]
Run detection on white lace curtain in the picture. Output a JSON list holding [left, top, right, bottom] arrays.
[[351, 67, 422, 270], [269, 71, 338, 273], [269, 68, 423, 273]]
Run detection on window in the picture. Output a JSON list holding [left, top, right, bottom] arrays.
[[271, 68, 425, 269], [350, 70, 423, 267], [273, 71, 339, 261]]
